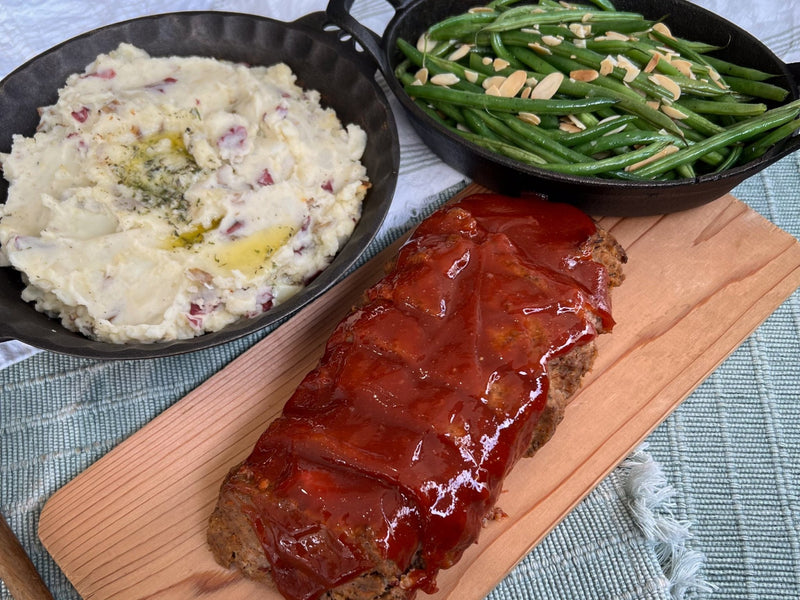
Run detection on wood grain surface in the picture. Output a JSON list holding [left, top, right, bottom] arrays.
[[38, 188, 800, 600]]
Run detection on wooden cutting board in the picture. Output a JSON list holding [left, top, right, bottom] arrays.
[[38, 187, 800, 600]]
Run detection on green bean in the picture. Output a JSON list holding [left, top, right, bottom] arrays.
[[587, 0, 618, 11], [548, 114, 639, 145], [483, 8, 648, 32], [721, 75, 790, 102], [474, 111, 579, 163], [677, 98, 767, 117], [403, 82, 618, 114], [741, 118, 800, 160], [426, 12, 499, 40], [630, 100, 800, 177], [713, 143, 743, 173], [463, 108, 505, 141], [538, 141, 673, 175], [453, 127, 550, 165], [497, 113, 597, 162], [703, 55, 779, 82], [573, 129, 682, 155]]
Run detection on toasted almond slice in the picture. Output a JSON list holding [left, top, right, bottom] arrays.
[[499, 70, 528, 97], [464, 69, 479, 84], [644, 53, 661, 73], [661, 104, 688, 120], [603, 123, 629, 136], [521, 86, 533, 99], [573, 38, 587, 48], [482, 56, 493, 66], [581, 13, 593, 23], [518, 111, 541, 125], [542, 35, 563, 46], [597, 31, 630, 41], [448, 44, 472, 62], [559, 121, 583, 133], [493, 57, 511, 71], [430, 72, 460, 86], [527, 42, 552, 55], [570, 68, 599, 82], [530, 71, 564, 99], [417, 33, 436, 53], [482, 75, 507, 90], [672, 58, 696, 79], [566, 114, 587, 130], [651, 22, 674, 39], [649, 73, 681, 100], [485, 85, 502, 96], [599, 55, 617, 76], [646, 100, 661, 110], [414, 67, 429, 85], [468, 6, 494, 12], [521, 27, 541, 33], [625, 144, 679, 172], [569, 23, 592, 38], [526, 76, 539, 87], [617, 55, 641, 83]]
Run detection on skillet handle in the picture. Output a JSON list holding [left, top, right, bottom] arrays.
[[325, 0, 394, 78]]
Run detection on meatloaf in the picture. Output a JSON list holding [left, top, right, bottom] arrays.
[[208, 193, 626, 600]]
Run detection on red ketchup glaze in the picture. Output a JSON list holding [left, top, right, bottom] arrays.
[[233, 194, 615, 600]]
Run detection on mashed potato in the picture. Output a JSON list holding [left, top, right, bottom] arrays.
[[0, 43, 369, 344]]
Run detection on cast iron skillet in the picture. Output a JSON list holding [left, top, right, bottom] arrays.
[[326, 0, 800, 216], [0, 11, 399, 359]]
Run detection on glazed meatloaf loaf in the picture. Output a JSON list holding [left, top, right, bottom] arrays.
[[208, 193, 626, 600]]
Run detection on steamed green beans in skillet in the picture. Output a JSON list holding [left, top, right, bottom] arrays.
[[396, 0, 800, 180]]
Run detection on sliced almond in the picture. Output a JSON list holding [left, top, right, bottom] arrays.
[[493, 57, 511, 71], [569, 23, 592, 38], [414, 67, 429, 85], [482, 56, 493, 66], [485, 85, 502, 96], [566, 114, 587, 130], [672, 58, 696, 79], [530, 71, 564, 99], [644, 53, 662, 73], [559, 120, 583, 133], [482, 75, 507, 90], [520, 86, 533, 99], [527, 42, 552, 55], [597, 31, 630, 41], [617, 55, 641, 83], [625, 144, 679, 172], [570, 68, 599, 82], [649, 73, 681, 100], [499, 70, 528, 97], [661, 104, 689, 120], [542, 35, 563, 46], [416, 33, 436, 53], [651, 22, 674, 39], [599, 55, 617, 76], [646, 100, 661, 110], [430, 72, 460, 86], [464, 69, 479, 84], [468, 6, 494, 12], [518, 112, 541, 125], [448, 44, 472, 62], [526, 76, 539, 87]]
